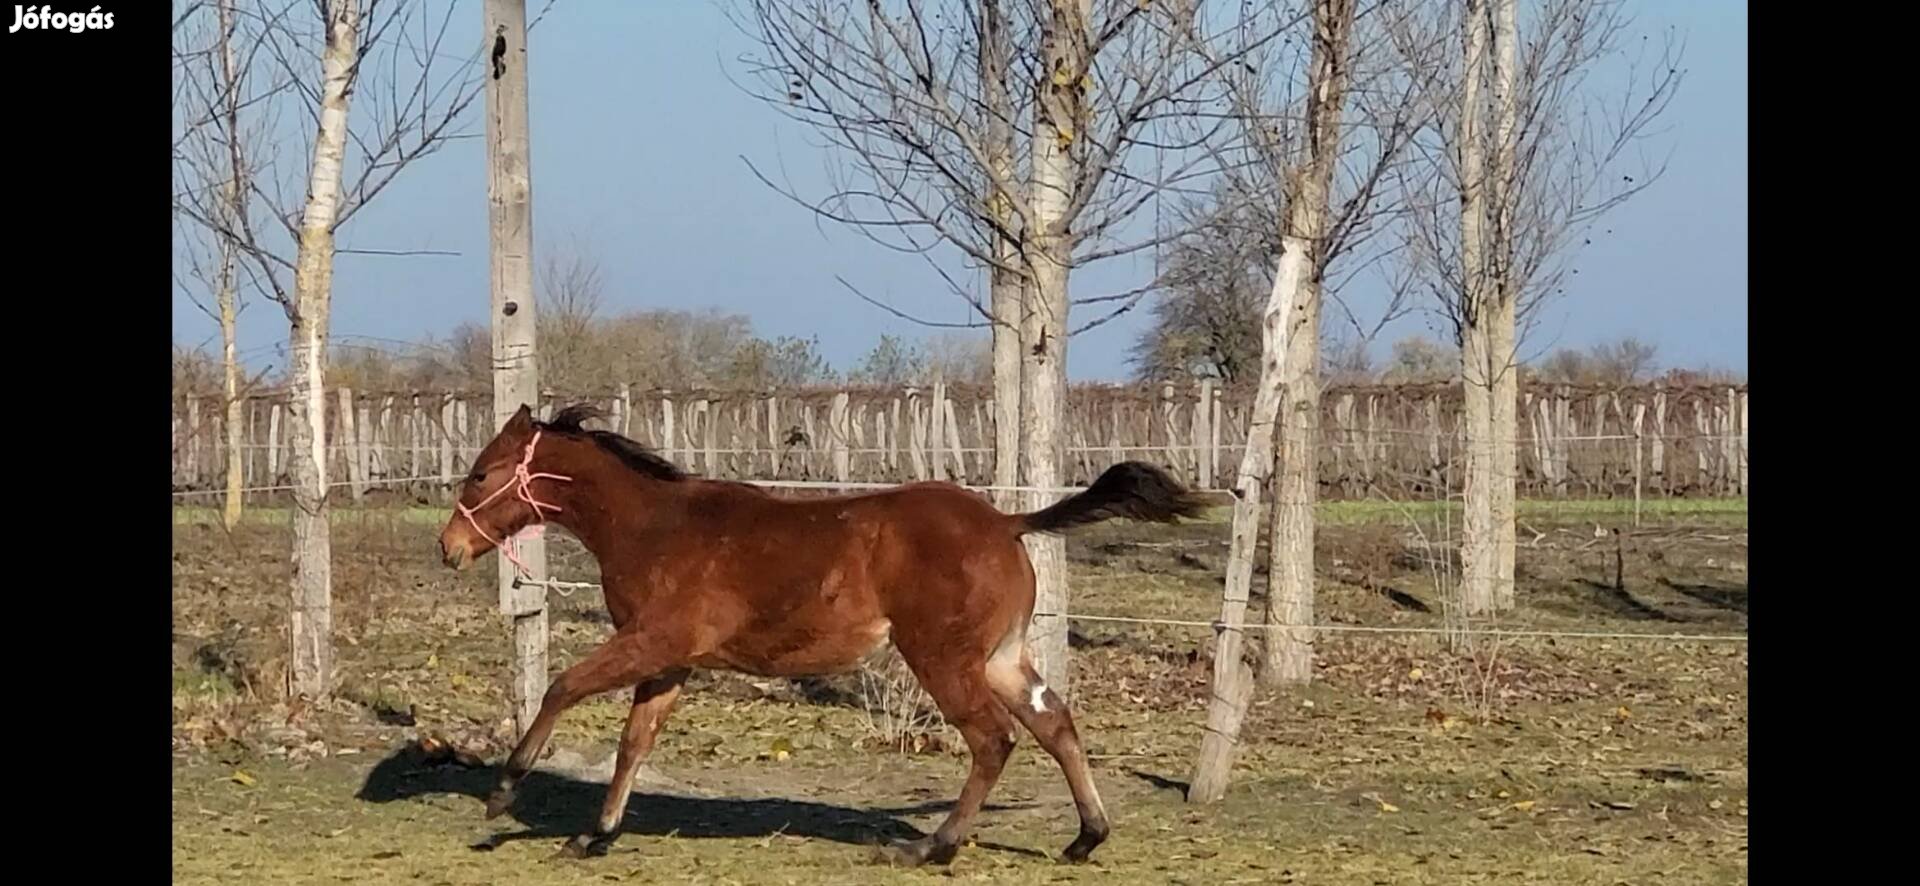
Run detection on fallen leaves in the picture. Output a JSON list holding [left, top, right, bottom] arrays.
[[1360, 792, 1401, 813]]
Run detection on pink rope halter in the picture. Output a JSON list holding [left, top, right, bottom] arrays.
[[456, 429, 572, 576]]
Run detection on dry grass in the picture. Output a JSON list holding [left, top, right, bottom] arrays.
[[171, 500, 1746, 884]]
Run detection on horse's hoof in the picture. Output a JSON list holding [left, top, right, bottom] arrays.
[[1060, 827, 1107, 864], [555, 834, 613, 859], [874, 836, 957, 867], [482, 790, 515, 820]]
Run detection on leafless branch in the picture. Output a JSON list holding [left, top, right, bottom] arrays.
[[174, 0, 484, 316]]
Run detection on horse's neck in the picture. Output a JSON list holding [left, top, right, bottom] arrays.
[[547, 445, 683, 549]]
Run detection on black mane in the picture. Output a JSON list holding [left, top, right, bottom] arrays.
[[538, 404, 687, 482]]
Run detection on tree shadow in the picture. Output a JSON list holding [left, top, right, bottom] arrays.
[[1126, 768, 1190, 797], [1361, 583, 1434, 614], [354, 747, 1046, 859], [1657, 578, 1748, 616], [1574, 579, 1684, 622]]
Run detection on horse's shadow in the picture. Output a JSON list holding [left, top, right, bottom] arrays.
[[354, 746, 1047, 858]]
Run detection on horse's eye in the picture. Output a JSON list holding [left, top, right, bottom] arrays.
[[467, 471, 486, 484]]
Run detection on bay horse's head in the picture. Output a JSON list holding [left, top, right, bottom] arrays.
[[437, 403, 570, 570]]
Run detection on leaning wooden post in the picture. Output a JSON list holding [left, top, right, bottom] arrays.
[[1192, 0, 1356, 796], [1189, 223, 1309, 803], [484, 0, 546, 737]]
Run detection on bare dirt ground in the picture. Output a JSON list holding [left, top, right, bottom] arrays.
[[171, 500, 1747, 885]]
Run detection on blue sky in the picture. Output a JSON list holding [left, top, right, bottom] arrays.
[[172, 1, 1746, 381]]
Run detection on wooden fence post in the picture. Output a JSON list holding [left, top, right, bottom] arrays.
[[484, 0, 546, 737]]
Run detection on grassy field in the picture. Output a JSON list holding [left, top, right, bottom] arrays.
[[171, 498, 1747, 885]]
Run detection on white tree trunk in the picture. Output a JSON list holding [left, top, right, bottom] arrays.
[[1021, 249, 1070, 695], [1020, 0, 1090, 697], [1262, 284, 1319, 686], [982, 0, 1024, 512], [217, 0, 245, 531], [485, 0, 547, 736], [1487, 0, 1520, 611], [221, 280, 243, 528], [1259, 0, 1354, 688], [1456, 0, 1497, 618], [285, 0, 361, 701]]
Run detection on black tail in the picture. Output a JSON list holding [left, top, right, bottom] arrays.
[[1015, 461, 1213, 536]]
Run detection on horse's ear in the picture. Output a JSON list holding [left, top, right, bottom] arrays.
[[505, 403, 535, 432]]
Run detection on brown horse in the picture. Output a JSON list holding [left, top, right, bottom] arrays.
[[437, 404, 1207, 865]]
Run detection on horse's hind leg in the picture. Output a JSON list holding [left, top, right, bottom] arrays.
[[984, 642, 1111, 863], [558, 668, 689, 858], [877, 659, 1018, 867]]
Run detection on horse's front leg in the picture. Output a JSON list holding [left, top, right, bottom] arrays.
[[557, 668, 690, 858], [483, 630, 687, 822]]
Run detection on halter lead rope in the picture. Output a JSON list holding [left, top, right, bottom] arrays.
[[456, 429, 573, 577]]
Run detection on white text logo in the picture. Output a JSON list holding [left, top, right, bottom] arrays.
[[10, 5, 113, 33]]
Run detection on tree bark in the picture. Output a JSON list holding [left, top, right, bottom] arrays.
[[1262, 289, 1319, 685], [217, 0, 245, 531], [1487, 0, 1519, 611], [285, 0, 361, 700], [1456, 0, 1497, 618], [983, 0, 1025, 512], [1258, 0, 1355, 688], [1020, 0, 1090, 697]]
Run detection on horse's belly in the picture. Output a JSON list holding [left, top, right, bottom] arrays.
[[696, 616, 893, 678]]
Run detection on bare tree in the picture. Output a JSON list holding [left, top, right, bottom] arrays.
[[1532, 336, 1657, 384], [729, 0, 1040, 514], [175, 0, 292, 528], [734, 0, 1274, 693], [172, 0, 485, 699], [1379, 333, 1459, 381], [1189, 0, 1359, 803], [1397, 0, 1682, 615], [537, 245, 608, 392], [848, 334, 926, 386], [284, 0, 361, 701], [1129, 187, 1271, 384], [922, 331, 994, 385], [1179, 0, 1440, 687], [848, 331, 991, 386]]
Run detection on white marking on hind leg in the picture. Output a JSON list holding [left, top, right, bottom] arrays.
[[1030, 684, 1050, 713]]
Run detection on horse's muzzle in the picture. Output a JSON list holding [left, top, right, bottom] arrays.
[[440, 538, 471, 570]]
